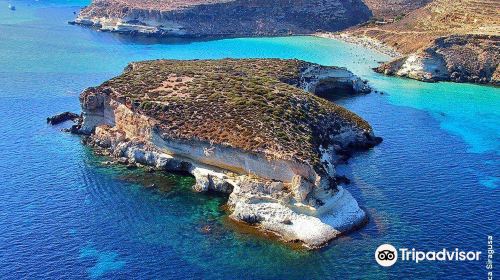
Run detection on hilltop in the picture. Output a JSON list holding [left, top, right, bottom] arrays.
[[81, 59, 374, 166]]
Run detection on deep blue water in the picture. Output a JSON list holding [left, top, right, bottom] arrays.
[[0, 0, 499, 279]]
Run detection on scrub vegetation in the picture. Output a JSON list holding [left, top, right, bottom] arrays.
[[92, 59, 372, 166]]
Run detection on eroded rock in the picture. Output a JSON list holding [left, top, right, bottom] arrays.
[[47, 112, 80, 125]]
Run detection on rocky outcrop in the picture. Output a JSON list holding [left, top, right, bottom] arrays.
[[350, 0, 500, 85], [71, 0, 372, 38], [75, 59, 381, 248], [47, 111, 86, 133], [375, 35, 499, 85], [47, 112, 80, 125], [298, 63, 371, 96], [375, 49, 449, 82]]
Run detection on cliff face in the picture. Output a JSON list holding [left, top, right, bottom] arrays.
[[375, 35, 499, 84], [352, 0, 500, 85], [73, 0, 372, 37], [77, 59, 380, 248]]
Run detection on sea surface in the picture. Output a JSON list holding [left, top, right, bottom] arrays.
[[0, 0, 498, 279]]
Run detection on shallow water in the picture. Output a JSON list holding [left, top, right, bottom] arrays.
[[0, 0, 498, 279]]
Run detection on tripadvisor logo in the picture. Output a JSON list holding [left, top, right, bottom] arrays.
[[375, 244, 398, 267], [375, 244, 482, 267]]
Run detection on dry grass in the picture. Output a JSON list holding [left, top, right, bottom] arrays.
[[86, 59, 372, 166]]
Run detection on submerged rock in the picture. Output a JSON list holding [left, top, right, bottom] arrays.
[[74, 58, 381, 249]]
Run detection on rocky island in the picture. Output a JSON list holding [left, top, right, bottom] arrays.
[[73, 58, 380, 248]]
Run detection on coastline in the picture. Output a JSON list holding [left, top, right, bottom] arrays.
[[70, 18, 498, 87], [4, 1, 500, 278], [314, 32, 401, 58], [70, 18, 403, 60], [316, 32, 499, 86], [69, 0, 498, 88]]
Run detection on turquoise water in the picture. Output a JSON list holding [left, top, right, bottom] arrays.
[[0, 0, 498, 279]]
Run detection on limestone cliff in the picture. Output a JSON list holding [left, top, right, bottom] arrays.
[[76, 59, 381, 248], [71, 0, 372, 37]]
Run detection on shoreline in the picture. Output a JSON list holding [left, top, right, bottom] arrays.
[[71, 18, 402, 58], [314, 32, 401, 58]]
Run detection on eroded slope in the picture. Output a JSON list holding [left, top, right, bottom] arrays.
[[361, 0, 430, 18]]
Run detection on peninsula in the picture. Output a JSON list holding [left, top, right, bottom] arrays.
[[74, 59, 380, 248]]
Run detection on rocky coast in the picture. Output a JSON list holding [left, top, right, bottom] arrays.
[[350, 0, 500, 85], [71, 0, 499, 86], [70, 0, 371, 38], [69, 59, 381, 248], [373, 35, 499, 85]]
